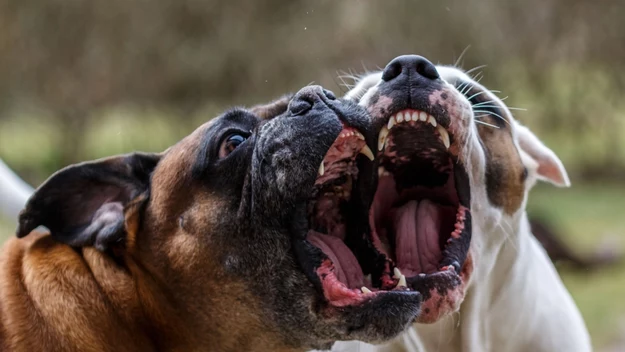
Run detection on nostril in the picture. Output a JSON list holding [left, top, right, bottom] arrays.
[[289, 98, 313, 116], [382, 61, 402, 82], [416, 60, 440, 80], [323, 89, 336, 100]]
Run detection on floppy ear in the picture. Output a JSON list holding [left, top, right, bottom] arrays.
[[250, 94, 293, 119], [515, 124, 570, 187], [16, 152, 161, 251]]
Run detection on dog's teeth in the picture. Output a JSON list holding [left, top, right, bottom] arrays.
[[361, 287, 372, 294], [393, 267, 402, 279], [396, 111, 404, 123], [378, 126, 389, 151], [318, 162, 325, 176], [428, 115, 437, 127], [419, 273, 426, 278], [419, 111, 427, 121], [397, 274, 407, 288], [355, 132, 365, 140], [437, 125, 450, 149], [378, 167, 385, 177], [411, 111, 419, 121], [447, 265, 455, 272], [387, 116, 396, 130], [359, 145, 375, 161]]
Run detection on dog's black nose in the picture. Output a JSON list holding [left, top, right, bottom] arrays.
[[288, 86, 336, 116], [382, 55, 440, 82]]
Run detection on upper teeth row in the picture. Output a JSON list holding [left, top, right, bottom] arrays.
[[318, 131, 372, 176], [378, 110, 450, 151], [339, 131, 365, 140]]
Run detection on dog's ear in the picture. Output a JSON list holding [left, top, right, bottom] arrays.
[[515, 124, 570, 187], [250, 94, 293, 120], [16, 152, 161, 251]]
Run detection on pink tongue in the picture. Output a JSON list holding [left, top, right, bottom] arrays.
[[307, 231, 364, 289], [393, 199, 442, 277]]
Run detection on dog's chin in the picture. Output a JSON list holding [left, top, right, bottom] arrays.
[[369, 108, 474, 324]]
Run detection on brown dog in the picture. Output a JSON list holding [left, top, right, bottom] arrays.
[[0, 86, 423, 352]]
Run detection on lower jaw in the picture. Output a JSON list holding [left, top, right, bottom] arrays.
[[410, 252, 473, 323]]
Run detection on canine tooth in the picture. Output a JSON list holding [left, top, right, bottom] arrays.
[[361, 287, 372, 294], [419, 273, 426, 278], [437, 125, 450, 149], [396, 111, 404, 123], [411, 111, 419, 121], [393, 267, 402, 279], [355, 132, 365, 140], [428, 115, 437, 127], [387, 116, 396, 130], [378, 126, 389, 151], [359, 145, 375, 161], [318, 162, 325, 176], [419, 111, 427, 121], [397, 274, 407, 287], [378, 167, 385, 177]]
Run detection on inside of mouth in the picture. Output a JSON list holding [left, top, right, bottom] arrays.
[[306, 128, 369, 290], [372, 110, 471, 279]]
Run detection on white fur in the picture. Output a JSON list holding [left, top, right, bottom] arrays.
[[0, 159, 33, 223], [323, 66, 591, 352]]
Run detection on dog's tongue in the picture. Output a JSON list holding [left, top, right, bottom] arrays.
[[307, 231, 364, 289], [393, 199, 442, 276]]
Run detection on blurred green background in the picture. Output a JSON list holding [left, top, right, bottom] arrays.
[[0, 0, 624, 349]]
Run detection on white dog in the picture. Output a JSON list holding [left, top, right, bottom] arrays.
[[0, 159, 33, 222], [327, 56, 590, 352]]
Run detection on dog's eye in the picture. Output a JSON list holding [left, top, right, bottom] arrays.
[[219, 134, 247, 158]]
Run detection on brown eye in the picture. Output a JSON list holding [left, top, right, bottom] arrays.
[[219, 134, 247, 158]]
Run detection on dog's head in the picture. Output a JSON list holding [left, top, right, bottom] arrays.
[[16, 86, 422, 350], [344, 55, 569, 324]]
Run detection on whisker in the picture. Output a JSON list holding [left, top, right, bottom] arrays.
[[454, 45, 472, 68], [473, 109, 510, 125], [465, 64, 487, 75], [466, 91, 491, 101], [474, 120, 500, 129]]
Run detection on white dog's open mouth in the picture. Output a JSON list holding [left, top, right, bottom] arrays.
[[370, 109, 472, 322]]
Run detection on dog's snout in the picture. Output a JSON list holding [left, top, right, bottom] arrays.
[[288, 85, 336, 116], [382, 55, 440, 82]]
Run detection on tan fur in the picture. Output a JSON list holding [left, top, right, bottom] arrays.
[[0, 121, 298, 352]]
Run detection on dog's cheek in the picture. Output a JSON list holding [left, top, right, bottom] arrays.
[[478, 121, 526, 214]]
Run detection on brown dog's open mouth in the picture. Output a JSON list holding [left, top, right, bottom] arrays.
[[304, 123, 423, 307]]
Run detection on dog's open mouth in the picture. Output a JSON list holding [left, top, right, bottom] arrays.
[[371, 109, 472, 320], [304, 125, 413, 307]]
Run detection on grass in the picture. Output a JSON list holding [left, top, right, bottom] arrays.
[[1, 183, 624, 349]]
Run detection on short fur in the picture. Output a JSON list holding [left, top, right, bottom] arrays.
[[329, 63, 591, 352], [0, 86, 420, 351]]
